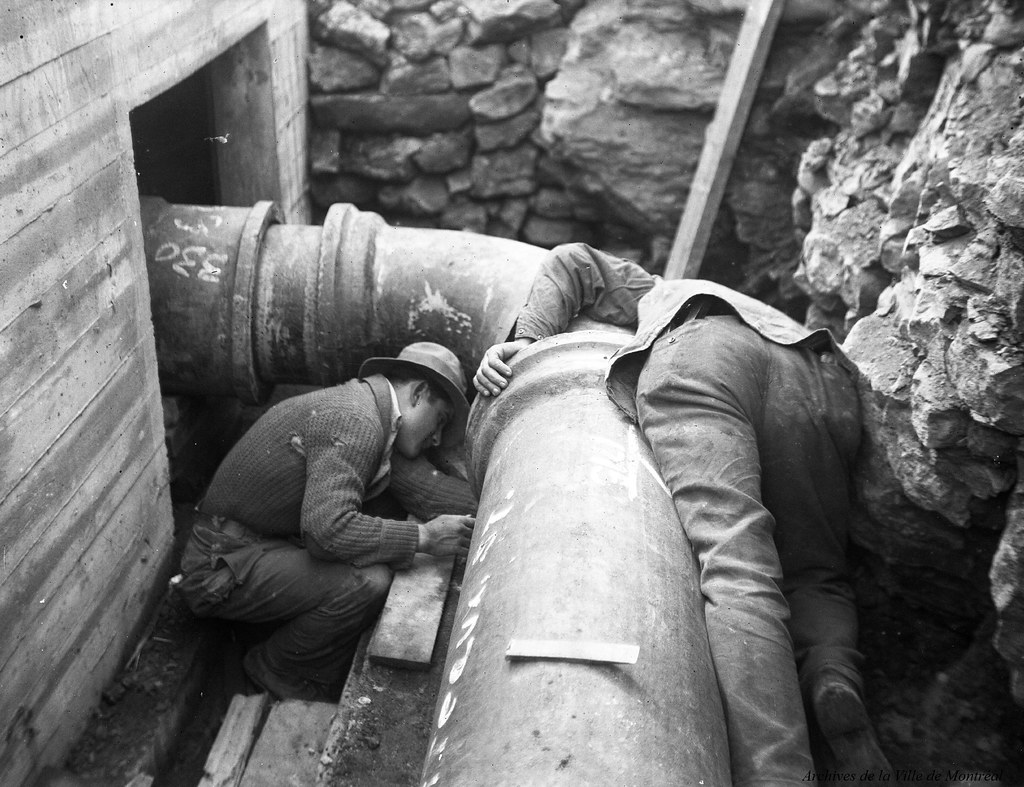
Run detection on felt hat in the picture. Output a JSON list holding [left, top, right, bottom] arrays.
[[359, 342, 470, 447]]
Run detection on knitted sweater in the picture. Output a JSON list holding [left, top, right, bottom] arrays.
[[200, 376, 474, 568], [389, 454, 477, 520]]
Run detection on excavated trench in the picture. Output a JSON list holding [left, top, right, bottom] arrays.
[[57, 393, 1024, 786], [57, 520, 1024, 786], [53, 0, 1024, 782]]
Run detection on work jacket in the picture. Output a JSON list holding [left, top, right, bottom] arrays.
[[512, 243, 853, 422]]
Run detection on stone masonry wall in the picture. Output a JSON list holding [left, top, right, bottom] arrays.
[[306, 0, 841, 281], [306, 0, 651, 258]]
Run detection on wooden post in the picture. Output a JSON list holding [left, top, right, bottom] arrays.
[[663, 0, 786, 280], [209, 24, 283, 206]]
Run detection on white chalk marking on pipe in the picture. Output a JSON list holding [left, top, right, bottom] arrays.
[[505, 639, 639, 665], [455, 613, 479, 649], [484, 500, 514, 533], [626, 426, 640, 501], [438, 691, 457, 727], [640, 457, 671, 497], [465, 574, 490, 608], [589, 434, 624, 453], [472, 530, 499, 565], [589, 455, 621, 474], [411, 282, 474, 332]]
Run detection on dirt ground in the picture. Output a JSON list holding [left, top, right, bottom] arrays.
[[321, 654, 444, 786], [318, 560, 462, 787], [57, 435, 1023, 787], [857, 598, 1024, 782], [59, 553, 1023, 787], [59, 549, 455, 787], [63, 592, 228, 787]]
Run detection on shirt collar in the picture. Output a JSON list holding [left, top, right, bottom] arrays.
[[367, 379, 403, 498], [385, 378, 403, 433]]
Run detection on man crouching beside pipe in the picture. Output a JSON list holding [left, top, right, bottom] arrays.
[[474, 243, 893, 787], [177, 342, 476, 702]]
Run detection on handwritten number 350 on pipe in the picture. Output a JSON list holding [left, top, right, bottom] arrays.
[[154, 242, 226, 284]]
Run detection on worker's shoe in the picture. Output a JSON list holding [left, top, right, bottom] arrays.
[[812, 672, 894, 779], [243, 646, 337, 703]]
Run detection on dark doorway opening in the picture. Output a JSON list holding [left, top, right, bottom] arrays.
[[129, 67, 219, 205]]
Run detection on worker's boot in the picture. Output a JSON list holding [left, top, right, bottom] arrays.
[[812, 670, 894, 779], [243, 645, 337, 703]]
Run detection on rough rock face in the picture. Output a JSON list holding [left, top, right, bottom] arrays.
[[539, 0, 848, 299], [539, 0, 729, 236], [787, 1, 1024, 712]]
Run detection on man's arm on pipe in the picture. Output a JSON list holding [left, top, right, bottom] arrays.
[[474, 243, 654, 396]]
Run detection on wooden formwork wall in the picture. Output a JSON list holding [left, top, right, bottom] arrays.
[[0, 2, 308, 784]]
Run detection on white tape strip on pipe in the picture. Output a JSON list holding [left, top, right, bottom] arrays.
[[505, 639, 640, 665]]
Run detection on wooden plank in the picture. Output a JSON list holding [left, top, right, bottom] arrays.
[[0, 0, 117, 88], [319, 556, 461, 785], [269, 14, 307, 133], [276, 109, 308, 220], [110, 146, 165, 365], [0, 452, 172, 787], [112, 0, 222, 103], [114, 0, 268, 109], [0, 33, 117, 155], [0, 223, 135, 414], [0, 292, 143, 496], [0, 191, 162, 575], [0, 158, 126, 329], [209, 23, 282, 205], [270, 10, 309, 218], [287, 189, 313, 226], [199, 694, 271, 787], [367, 554, 456, 669], [0, 5, 303, 785], [1, 475, 172, 787], [663, 0, 786, 280], [264, 0, 305, 42], [0, 447, 170, 706], [0, 95, 122, 246], [240, 700, 337, 787], [0, 389, 160, 658], [0, 355, 162, 676]]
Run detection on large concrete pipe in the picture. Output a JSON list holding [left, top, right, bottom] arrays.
[[140, 197, 546, 401], [420, 328, 731, 786]]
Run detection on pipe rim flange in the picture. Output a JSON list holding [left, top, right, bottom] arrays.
[[466, 322, 632, 493], [314, 202, 353, 387], [232, 200, 282, 403], [318, 202, 385, 384]]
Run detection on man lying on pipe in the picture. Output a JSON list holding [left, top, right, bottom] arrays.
[[474, 243, 892, 787], [177, 342, 475, 702]]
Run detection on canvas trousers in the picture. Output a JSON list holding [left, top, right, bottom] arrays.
[[635, 315, 862, 787], [178, 517, 393, 690]]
